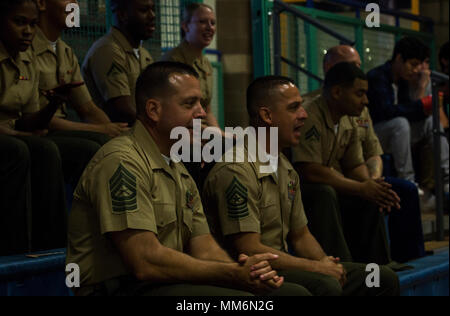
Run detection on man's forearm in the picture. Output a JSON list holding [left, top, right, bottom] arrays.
[[290, 229, 327, 261], [296, 163, 364, 197], [345, 163, 371, 182], [366, 156, 383, 179], [77, 100, 111, 124], [234, 238, 319, 274], [49, 117, 104, 133], [189, 235, 235, 263], [130, 240, 240, 288]]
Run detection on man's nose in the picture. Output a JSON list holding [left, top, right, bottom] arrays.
[[195, 103, 207, 119], [298, 107, 308, 120]]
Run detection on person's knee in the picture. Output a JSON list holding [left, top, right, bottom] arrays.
[[393, 117, 411, 137], [378, 266, 400, 296], [0, 137, 31, 174], [398, 180, 418, 196], [38, 139, 62, 165], [311, 276, 343, 296], [271, 282, 313, 296], [310, 184, 338, 201], [321, 278, 343, 296]]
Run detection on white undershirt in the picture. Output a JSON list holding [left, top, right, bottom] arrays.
[[133, 48, 140, 60], [49, 41, 57, 53], [334, 123, 339, 135]]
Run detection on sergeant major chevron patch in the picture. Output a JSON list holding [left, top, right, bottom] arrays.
[[225, 177, 249, 220], [109, 164, 137, 214]]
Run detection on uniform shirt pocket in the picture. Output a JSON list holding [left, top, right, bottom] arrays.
[[154, 203, 177, 241], [182, 208, 194, 232], [259, 200, 279, 231]]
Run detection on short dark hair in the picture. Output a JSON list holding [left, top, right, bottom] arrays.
[[323, 62, 367, 95], [0, 0, 36, 18], [247, 76, 296, 124], [392, 36, 429, 62], [135, 61, 199, 116]]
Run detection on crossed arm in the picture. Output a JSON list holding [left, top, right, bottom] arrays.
[[296, 162, 399, 210], [229, 228, 346, 284], [49, 100, 130, 137], [110, 229, 282, 293]]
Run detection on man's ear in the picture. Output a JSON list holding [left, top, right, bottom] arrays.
[[181, 22, 189, 37], [145, 98, 162, 123], [35, 0, 46, 12], [258, 107, 273, 126], [394, 54, 403, 64], [330, 85, 341, 100]]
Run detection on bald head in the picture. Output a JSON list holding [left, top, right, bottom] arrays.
[[323, 45, 361, 74]]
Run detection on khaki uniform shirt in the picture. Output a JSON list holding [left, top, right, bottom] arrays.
[[302, 88, 322, 104], [66, 120, 210, 286], [0, 42, 39, 129], [32, 27, 92, 118], [82, 27, 153, 113], [161, 40, 213, 109], [351, 107, 384, 161], [292, 95, 364, 174], [203, 144, 308, 255], [302, 89, 383, 162]]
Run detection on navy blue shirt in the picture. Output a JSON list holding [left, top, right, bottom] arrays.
[[367, 61, 426, 124]]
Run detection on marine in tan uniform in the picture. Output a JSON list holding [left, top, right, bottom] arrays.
[[161, 3, 219, 129], [203, 75, 400, 296], [0, 0, 67, 254], [67, 61, 295, 297], [304, 46, 425, 264], [82, 0, 155, 124], [293, 62, 400, 265], [32, 1, 130, 188]]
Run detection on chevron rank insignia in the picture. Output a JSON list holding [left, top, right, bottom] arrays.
[[109, 164, 137, 214], [305, 126, 320, 142], [225, 177, 249, 220], [107, 63, 122, 77]]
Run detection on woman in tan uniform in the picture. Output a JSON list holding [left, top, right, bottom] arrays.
[[161, 3, 219, 128], [0, 0, 67, 254]]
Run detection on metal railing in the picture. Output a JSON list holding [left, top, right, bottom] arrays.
[[272, 0, 354, 80], [253, 0, 446, 241], [322, 0, 434, 31]]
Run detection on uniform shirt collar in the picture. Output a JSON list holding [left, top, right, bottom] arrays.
[[243, 132, 293, 181], [179, 40, 205, 66], [132, 120, 190, 177], [317, 95, 354, 133], [32, 27, 55, 55], [317, 95, 336, 130], [110, 27, 143, 55]]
